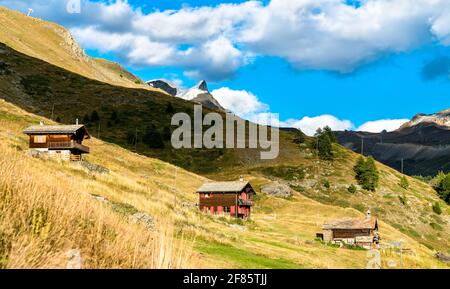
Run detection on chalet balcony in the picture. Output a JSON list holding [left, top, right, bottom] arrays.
[[47, 140, 90, 153], [238, 198, 253, 206]]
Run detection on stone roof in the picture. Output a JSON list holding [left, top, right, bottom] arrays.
[[323, 217, 378, 230], [23, 124, 90, 138], [197, 181, 251, 193]]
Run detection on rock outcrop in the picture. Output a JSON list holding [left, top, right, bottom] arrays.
[[261, 182, 293, 198]]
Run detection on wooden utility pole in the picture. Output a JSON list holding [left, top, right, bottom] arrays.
[[135, 127, 138, 152], [401, 158, 404, 174], [361, 137, 364, 156], [50, 103, 55, 121], [97, 122, 101, 138]]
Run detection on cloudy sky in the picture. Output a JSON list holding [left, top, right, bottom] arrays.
[[2, 0, 450, 135]]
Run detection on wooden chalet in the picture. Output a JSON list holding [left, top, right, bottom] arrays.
[[23, 122, 90, 161], [320, 211, 379, 249], [196, 179, 255, 219]]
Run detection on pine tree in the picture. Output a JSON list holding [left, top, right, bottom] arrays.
[[90, 110, 100, 122], [162, 126, 171, 141], [433, 172, 450, 204], [143, 125, 165, 149], [165, 102, 175, 114], [110, 110, 119, 124], [353, 156, 379, 191], [313, 128, 334, 160], [318, 133, 333, 160], [323, 126, 337, 143], [293, 130, 306, 144], [82, 114, 90, 124]]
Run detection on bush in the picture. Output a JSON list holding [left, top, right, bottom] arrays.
[[323, 180, 330, 189], [353, 156, 379, 191], [347, 184, 357, 194], [398, 194, 407, 206], [293, 130, 306, 144], [432, 202, 442, 215], [399, 176, 409, 190]]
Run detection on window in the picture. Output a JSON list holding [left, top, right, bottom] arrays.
[[205, 193, 210, 198], [34, 135, 46, 143], [224, 207, 230, 213]]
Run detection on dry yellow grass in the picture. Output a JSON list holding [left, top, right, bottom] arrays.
[[0, 143, 192, 268]]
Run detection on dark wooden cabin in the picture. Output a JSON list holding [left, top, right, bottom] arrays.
[[321, 211, 379, 249], [23, 122, 90, 161], [196, 180, 255, 219]]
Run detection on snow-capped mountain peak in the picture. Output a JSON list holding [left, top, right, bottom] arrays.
[[146, 79, 226, 111], [400, 108, 450, 129]]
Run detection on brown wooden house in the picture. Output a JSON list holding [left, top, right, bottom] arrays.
[[23, 122, 90, 161], [321, 211, 379, 249], [196, 179, 255, 219]]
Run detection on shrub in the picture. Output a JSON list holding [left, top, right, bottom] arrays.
[[432, 202, 442, 215], [399, 176, 409, 190], [347, 184, 357, 194], [398, 194, 407, 206], [323, 180, 330, 189]]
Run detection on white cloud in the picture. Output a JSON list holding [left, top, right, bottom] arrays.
[[211, 86, 407, 136], [211, 87, 269, 117], [282, 115, 354, 136], [3, 0, 450, 80], [357, 119, 409, 133]]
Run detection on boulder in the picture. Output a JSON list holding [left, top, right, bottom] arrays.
[[435, 252, 450, 262], [129, 212, 155, 231], [261, 182, 293, 198]]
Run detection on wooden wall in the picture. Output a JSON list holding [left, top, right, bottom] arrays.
[[332, 229, 372, 239], [199, 192, 237, 207]]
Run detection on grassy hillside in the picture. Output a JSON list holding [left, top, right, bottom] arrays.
[[0, 6, 157, 91], [0, 100, 448, 268], [209, 137, 450, 253]]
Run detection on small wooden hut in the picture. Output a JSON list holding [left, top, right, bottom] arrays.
[[321, 211, 379, 249], [23, 122, 90, 161]]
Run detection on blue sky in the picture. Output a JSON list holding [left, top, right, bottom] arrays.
[[2, 0, 450, 134]]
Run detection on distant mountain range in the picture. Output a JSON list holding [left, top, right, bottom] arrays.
[[336, 108, 450, 176], [147, 79, 227, 112]]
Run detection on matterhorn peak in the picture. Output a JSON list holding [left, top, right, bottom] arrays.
[[194, 80, 208, 92]]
